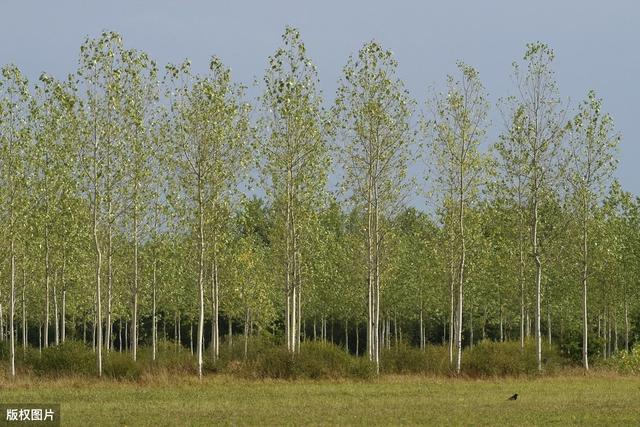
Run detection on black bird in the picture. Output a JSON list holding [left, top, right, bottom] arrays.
[[508, 394, 518, 401]]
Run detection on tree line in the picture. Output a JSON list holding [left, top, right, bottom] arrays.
[[0, 27, 636, 378]]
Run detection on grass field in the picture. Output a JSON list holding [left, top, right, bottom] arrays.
[[1, 373, 639, 426]]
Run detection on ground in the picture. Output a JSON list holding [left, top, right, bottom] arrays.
[[1, 373, 639, 426]]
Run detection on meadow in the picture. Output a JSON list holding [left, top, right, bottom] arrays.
[[2, 339, 639, 425], [1, 373, 639, 426]]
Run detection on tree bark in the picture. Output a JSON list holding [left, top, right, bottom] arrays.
[[152, 258, 157, 361], [581, 196, 589, 370]]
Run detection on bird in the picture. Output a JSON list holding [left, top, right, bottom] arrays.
[[508, 394, 518, 401]]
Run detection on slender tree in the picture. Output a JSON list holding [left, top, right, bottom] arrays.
[[427, 62, 489, 373], [166, 56, 250, 377], [260, 26, 329, 353], [566, 90, 619, 370], [0, 64, 31, 377], [334, 41, 414, 373], [498, 43, 565, 371]]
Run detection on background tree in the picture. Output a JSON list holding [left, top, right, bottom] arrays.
[[166, 56, 250, 376], [427, 62, 489, 373], [498, 43, 566, 371], [334, 40, 415, 372], [0, 64, 31, 377], [259, 26, 329, 353], [566, 90, 619, 369]]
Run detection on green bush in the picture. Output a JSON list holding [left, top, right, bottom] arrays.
[[253, 346, 295, 379], [560, 330, 604, 362], [0, 341, 9, 361], [348, 355, 376, 379], [294, 341, 374, 379], [227, 340, 374, 380], [462, 339, 564, 377], [214, 334, 278, 362], [600, 344, 640, 374], [381, 344, 451, 375], [104, 352, 142, 380], [31, 340, 95, 377], [147, 349, 198, 375]]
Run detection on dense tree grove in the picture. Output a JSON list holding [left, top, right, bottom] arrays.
[[0, 29, 636, 377]]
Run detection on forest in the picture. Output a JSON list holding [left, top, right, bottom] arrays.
[[0, 27, 637, 380]]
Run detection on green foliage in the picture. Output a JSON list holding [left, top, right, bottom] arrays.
[[0, 341, 9, 361], [559, 331, 604, 362], [381, 344, 452, 375], [293, 342, 375, 379], [601, 344, 640, 374], [462, 340, 564, 377], [203, 337, 374, 379], [31, 341, 95, 377], [0, 28, 637, 381], [103, 352, 143, 380]]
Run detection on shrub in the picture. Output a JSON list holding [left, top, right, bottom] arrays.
[[253, 346, 295, 379], [104, 352, 142, 380], [0, 341, 9, 361], [237, 341, 375, 380], [214, 334, 278, 363], [31, 340, 95, 377], [462, 339, 564, 377], [559, 330, 604, 362], [381, 344, 451, 375], [148, 349, 198, 375], [348, 356, 376, 379], [600, 344, 640, 374], [293, 341, 355, 379]]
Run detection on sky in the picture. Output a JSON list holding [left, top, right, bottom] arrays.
[[1, 0, 638, 202]]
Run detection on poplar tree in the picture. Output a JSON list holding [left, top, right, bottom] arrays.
[[166, 56, 250, 377], [427, 62, 489, 373], [77, 31, 129, 375], [566, 90, 619, 370], [334, 41, 414, 372], [498, 43, 565, 371], [0, 64, 31, 377], [120, 47, 158, 361], [260, 27, 328, 353]]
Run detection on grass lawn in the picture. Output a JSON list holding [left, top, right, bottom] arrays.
[[1, 373, 639, 426]]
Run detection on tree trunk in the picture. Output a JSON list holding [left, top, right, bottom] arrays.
[[211, 259, 219, 361], [624, 299, 629, 352], [518, 187, 526, 352], [244, 308, 250, 359], [532, 196, 542, 372], [132, 203, 139, 361], [419, 304, 424, 350], [455, 168, 466, 375], [22, 266, 27, 355], [44, 222, 50, 349], [469, 310, 474, 349], [152, 259, 157, 361], [53, 282, 59, 346], [449, 241, 455, 365], [10, 237, 16, 377], [581, 199, 589, 370], [92, 131, 103, 376], [196, 180, 205, 378], [106, 210, 113, 351], [61, 253, 66, 344], [344, 319, 349, 352]]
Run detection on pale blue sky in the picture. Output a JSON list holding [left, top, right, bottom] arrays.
[[1, 0, 638, 199]]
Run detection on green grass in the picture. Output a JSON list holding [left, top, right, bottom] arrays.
[[1, 373, 639, 426]]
